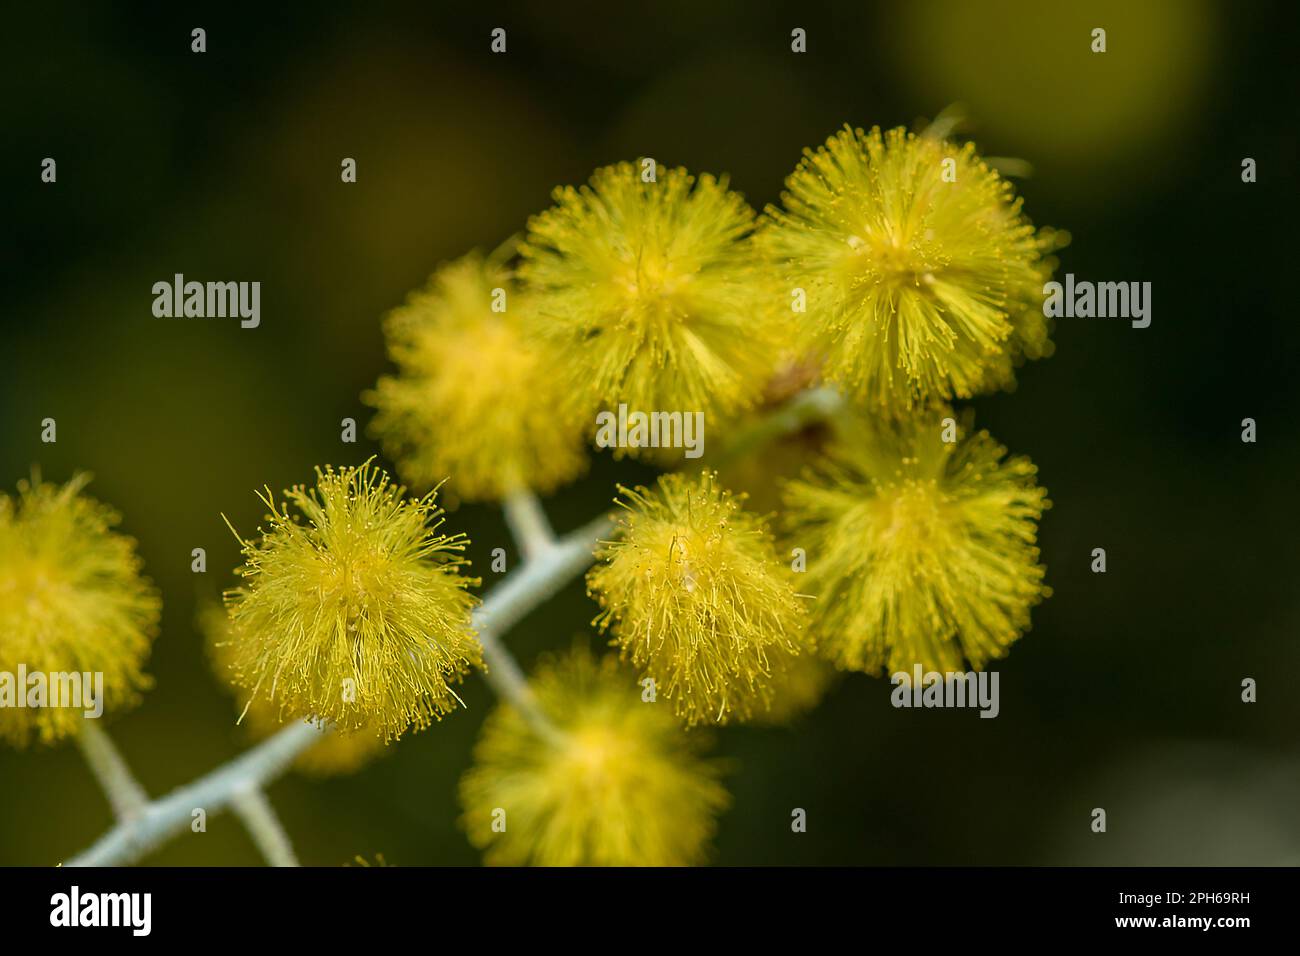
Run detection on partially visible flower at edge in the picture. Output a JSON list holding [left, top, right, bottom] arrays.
[[0, 474, 160, 748]]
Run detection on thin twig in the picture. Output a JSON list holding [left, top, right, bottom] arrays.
[[76, 721, 149, 820], [65, 720, 319, 867], [231, 786, 300, 867], [480, 511, 613, 743], [503, 488, 557, 561]]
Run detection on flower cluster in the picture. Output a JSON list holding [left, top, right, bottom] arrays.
[[449, 125, 1056, 861], [13, 119, 1059, 869]]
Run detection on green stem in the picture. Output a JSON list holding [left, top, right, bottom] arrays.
[[76, 721, 149, 820], [503, 488, 557, 561], [231, 786, 300, 866]]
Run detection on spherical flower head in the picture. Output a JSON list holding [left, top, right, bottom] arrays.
[[519, 162, 779, 426], [222, 460, 482, 741], [783, 410, 1051, 674], [459, 645, 729, 866], [365, 251, 588, 502], [587, 471, 808, 725], [760, 126, 1066, 412], [0, 475, 160, 747], [201, 604, 388, 776]]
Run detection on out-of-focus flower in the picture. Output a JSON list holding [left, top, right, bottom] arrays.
[[587, 471, 807, 725], [749, 649, 840, 725], [760, 126, 1065, 412], [201, 604, 388, 776], [894, 0, 1216, 176], [459, 645, 729, 866], [365, 251, 588, 502], [0, 475, 160, 747], [783, 410, 1050, 674], [222, 460, 481, 741], [284, 720, 388, 776], [519, 162, 779, 427]]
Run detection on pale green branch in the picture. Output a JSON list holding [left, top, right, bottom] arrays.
[[503, 488, 558, 561], [231, 786, 299, 867], [76, 721, 149, 821]]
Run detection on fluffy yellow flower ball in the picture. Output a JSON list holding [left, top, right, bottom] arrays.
[[0, 475, 160, 747], [761, 126, 1065, 412], [365, 251, 588, 502], [519, 162, 780, 425], [459, 646, 729, 866], [587, 471, 808, 725], [222, 461, 481, 741], [783, 411, 1051, 674]]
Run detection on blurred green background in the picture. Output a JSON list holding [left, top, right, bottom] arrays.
[[3, 0, 1298, 865]]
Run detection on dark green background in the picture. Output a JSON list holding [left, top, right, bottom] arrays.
[[3, 1, 1297, 865]]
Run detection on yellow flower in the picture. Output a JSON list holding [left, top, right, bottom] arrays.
[[365, 251, 588, 502], [783, 410, 1050, 674], [519, 162, 779, 424], [749, 649, 840, 725], [587, 471, 807, 725], [0, 475, 160, 747], [222, 460, 481, 741], [201, 604, 388, 776], [459, 646, 729, 866], [760, 126, 1065, 411]]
